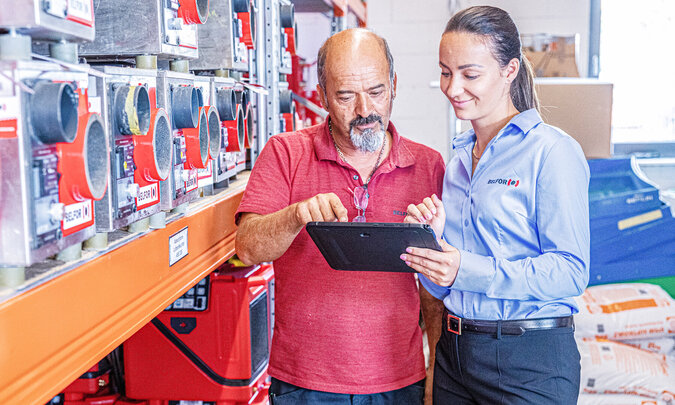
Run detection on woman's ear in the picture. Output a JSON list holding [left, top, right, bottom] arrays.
[[504, 57, 520, 83]]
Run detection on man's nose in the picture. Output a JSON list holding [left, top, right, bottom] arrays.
[[355, 93, 374, 117]]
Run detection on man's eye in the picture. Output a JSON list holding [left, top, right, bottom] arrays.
[[370, 91, 384, 97], [339, 97, 352, 102]]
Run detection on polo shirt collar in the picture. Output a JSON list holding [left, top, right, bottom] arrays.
[[451, 108, 543, 150], [314, 118, 415, 169]]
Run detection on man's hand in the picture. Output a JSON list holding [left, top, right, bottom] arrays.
[[293, 192, 349, 225], [404, 194, 445, 239]]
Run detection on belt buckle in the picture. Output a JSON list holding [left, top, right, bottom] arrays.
[[447, 313, 462, 335]]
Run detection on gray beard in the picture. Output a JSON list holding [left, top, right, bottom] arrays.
[[350, 126, 385, 153]]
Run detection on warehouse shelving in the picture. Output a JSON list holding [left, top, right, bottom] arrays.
[[0, 174, 249, 405], [293, 0, 367, 27]]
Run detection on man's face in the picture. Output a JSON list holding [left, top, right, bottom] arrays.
[[319, 41, 396, 152]]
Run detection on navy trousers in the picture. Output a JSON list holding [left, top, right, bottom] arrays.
[[269, 377, 425, 405], [433, 315, 580, 405]]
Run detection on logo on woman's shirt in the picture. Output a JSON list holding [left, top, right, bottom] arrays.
[[487, 178, 520, 187]]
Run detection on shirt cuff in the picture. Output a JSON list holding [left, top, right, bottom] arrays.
[[418, 273, 450, 300], [451, 250, 495, 293]]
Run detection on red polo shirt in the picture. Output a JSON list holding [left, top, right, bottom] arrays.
[[235, 119, 445, 394]]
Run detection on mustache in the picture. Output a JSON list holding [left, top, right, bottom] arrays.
[[350, 114, 383, 128]]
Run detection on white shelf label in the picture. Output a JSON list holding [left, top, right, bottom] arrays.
[[169, 227, 188, 266]]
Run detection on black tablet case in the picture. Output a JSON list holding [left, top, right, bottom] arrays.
[[305, 222, 441, 272]]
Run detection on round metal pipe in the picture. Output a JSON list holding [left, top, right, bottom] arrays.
[[136, 55, 157, 70], [56, 243, 82, 261], [170, 59, 190, 73], [133, 108, 173, 181], [114, 85, 151, 135], [232, 0, 250, 13], [171, 86, 199, 129], [0, 32, 31, 61], [83, 115, 110, 200], [30, 82, 79, 144], [178, 0, 210, 24], [216, 88, 237, 121], [0, 267, 25, 288], [48, 41, 78, 64], [206, 105, 221, 158], [280, 4, 295, 28], [279, 89, 293, 114], [83, 233, 108, 250], [184, 107, 209, 168]]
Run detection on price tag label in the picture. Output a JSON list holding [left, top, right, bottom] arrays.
[[169, 227, 188, 266]]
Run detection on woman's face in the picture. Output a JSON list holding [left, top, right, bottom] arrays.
[[439, 31, 517, 125]]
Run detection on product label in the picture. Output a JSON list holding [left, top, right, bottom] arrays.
[[169, 227, 188, 266], [185, 169, 198, 192], [136, 183, 159, 208], [0, 118, 17, 139], [197, 164, 213, 188], [62, 200, 93, 230], [67, 0, 94, 26]]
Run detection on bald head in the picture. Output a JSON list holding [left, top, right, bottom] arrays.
[[317, 28, 394, 92]]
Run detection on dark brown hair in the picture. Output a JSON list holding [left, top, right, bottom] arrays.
[[444, 6, 539, 112]]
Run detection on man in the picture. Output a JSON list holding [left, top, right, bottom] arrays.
[[235, 28, 445, 404]]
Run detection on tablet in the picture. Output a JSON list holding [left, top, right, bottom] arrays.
[[305, 222, 442, 272]]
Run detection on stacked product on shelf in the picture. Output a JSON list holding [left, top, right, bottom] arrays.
[[0, 7, 110, 270], [90, 66, 173, 236], [588, 157, 675, 286], [574, 283, 675, 404]]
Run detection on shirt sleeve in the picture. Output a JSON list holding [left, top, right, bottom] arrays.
[[451, 136, 590, 301], [418, 273, 450, 300], [235, 137, 292, 224]]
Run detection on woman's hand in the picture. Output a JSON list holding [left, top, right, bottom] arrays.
[[404, 194, 445, 239], [401, 239, 460, 287]]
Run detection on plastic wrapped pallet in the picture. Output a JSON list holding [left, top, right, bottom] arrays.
[[622, 337, 675, 356], [579, 339, 675, 401], [575, 283, 675, 340]]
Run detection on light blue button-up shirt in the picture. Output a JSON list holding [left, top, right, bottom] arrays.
[[419, 109, 590, 320]]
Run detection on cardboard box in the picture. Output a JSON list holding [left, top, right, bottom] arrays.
[[523, 34, 580, 78], [535, 78, 613, 159]]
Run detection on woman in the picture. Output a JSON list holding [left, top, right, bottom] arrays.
[[401, 6, 589, 405]]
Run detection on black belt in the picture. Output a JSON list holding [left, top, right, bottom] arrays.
[[444, 310, 574, 336]]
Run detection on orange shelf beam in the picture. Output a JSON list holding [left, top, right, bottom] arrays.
[[0, 181, 246, 405]]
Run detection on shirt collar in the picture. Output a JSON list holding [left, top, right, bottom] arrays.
[[314, 118, 415, 169], [452, 108, 543, 150]]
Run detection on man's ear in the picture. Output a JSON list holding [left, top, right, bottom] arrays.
[[392, 73, 398, 99], [316, 84, 329, 110]]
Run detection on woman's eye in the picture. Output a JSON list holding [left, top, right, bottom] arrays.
[[441, 72, 451, 78], [465, 75, 478, 80]]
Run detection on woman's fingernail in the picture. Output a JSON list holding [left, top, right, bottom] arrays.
[[400, 254, 406, 260], [406, 261, 412, 266], [406, 247, 412, 253]]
